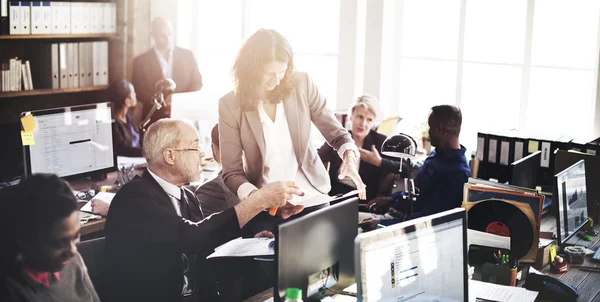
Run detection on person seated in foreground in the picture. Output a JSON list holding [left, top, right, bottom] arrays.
[[110, 79, 143, 157], [188, 123, 241, 217], [360, 105, 471, 229], [0, 174, 100, 301], [102, 118, 302, 302], [319, 94, 403, 202]]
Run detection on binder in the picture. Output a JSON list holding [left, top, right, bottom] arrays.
[[25, 59, 32, 89], [100, 41, 108, 85], [66, 42, 73, 88], [51, 42, 58, 88], [58, 43, 67, 88], [69, 1, 79, 34], [78, 41, 87, 87], [86, 42, 92, 85], [101, 2, 109, 33], [9, 1, 19, 35], [81, 2, 89, 34], [59, 1, 69, 34], [49, 0, 58, 33], [40, 0, 48, 33], [30, 1, 41, 33], [2, 0, 9, 34], [109, 2, 115, 33], [20, 62, 27, 90], [71, 42, 79, 88], [92, 41, 100, 85], [89, 2, 97, 34], [19, 1, 29, 34]]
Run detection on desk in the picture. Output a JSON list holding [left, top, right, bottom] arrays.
[[246, 215, 600, 302], [71, 162, 220, 237]]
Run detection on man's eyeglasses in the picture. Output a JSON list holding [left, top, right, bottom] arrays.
[[171, 147, 205, 158]]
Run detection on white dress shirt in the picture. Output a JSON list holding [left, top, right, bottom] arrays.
[[237, 102, 357, 200], [153, 46, 174, 79], [148, 168, 182, 216]]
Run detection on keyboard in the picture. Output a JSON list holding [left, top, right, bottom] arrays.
[[593, 248, 600, 261]]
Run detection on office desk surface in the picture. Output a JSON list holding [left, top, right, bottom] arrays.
[[245, 215, 600, 302]]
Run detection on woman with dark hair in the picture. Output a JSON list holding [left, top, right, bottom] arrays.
[[109, 79, 142, 157], [219, 29, 366, 218], [0, 174, 99, 301]]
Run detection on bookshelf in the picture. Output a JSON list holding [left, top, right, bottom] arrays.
[[0, 85, 108, 99], [0, 33, 116, 40]]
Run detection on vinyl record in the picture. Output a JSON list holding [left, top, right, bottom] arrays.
[[466, 199, 535, 261]]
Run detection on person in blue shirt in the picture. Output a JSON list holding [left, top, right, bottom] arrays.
[[360, 105, 471, 229]]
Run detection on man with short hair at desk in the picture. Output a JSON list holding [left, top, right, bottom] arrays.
[[361, 105, 471, 228], [102, 119, 303, 302], [189, 123, 241, 217], [132, 17, 203, 124]]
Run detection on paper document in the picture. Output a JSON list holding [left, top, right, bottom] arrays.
[[289, 193, 334, 208], [469, 280, 538, 302], [80, 192, 115, 213], [207, 237, 274, 259], [467, 229, 511, 250], [117, 156, 147, 169]]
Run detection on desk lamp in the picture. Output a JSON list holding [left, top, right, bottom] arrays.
[[139, 78, 176, 133], [381, 133, 419, 220]]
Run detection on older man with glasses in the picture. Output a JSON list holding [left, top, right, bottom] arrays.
[[102, 118, 303, 302]]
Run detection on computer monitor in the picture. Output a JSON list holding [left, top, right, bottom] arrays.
[[22, 102, 116, 179], [555, 160, 588, 246], [511, 150, 541, 189], [0, 121, 25, 181], [355, 208, 468, 302], [275, 197, 358, 301]]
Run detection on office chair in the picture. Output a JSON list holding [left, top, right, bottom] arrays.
[[77, 237, 105, 294]]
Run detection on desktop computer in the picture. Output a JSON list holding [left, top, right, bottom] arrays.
[[355, 208, 468, 302], [275, 197, 358, 301], [555, 160, 588, 246], [22, 102, 116, 179]]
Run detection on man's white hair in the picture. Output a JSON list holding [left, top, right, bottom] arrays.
[[142, 119, 187, 165]]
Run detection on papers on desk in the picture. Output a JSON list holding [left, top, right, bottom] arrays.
[[468, 229, 511, 250], [289, 193, 333, 208], [117, 156, 147, 169], [207, 237, 275, 259], [79, 192, 115, 213], [469, 280, 538, 302]]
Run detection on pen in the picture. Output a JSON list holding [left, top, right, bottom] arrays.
[[269, 208, 277, 216]]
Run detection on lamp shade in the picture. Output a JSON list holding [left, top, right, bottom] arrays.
[[381, 133, 417, 159]]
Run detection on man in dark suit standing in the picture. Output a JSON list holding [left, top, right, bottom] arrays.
[[132, 17, 203, 124], [102, 119, 303, 302]]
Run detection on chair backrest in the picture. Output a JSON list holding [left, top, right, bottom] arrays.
[[76, 237, 105, 289]]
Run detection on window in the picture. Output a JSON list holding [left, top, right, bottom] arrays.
[[382, 0, 600, 152]]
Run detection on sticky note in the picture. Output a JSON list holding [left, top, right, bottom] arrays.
[[21, 131, 35, 146], [21, 114, 36, 132], [549, 242, 557, 262], [528, 140, 539, 153]]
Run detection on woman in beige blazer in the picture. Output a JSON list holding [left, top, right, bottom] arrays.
[[219, 29, 366, 217]]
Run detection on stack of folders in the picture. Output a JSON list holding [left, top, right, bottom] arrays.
[[476, 129, 598, 187], [0, 1, 117, 35], [27, 41, 108, 89], [1, 58, 33, 92]]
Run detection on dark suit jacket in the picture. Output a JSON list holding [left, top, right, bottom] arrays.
[[318, 130, 403, 201], [132, 47, 203, 121], [102, 171, 241, 302]]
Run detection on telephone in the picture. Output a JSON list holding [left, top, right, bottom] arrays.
[[525, 270, 578, 302]]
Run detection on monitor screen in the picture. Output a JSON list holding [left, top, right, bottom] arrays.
[[275, 197, 358, 301], [556, 160, 588, 245], [355, 208, 468, 302], [23, 103, 116, 179], [511, 151, 541, 189]]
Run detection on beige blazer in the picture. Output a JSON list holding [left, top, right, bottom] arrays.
[[218, 72, 352, 196]]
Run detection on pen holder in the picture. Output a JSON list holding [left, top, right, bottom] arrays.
[[481, 262, 516, 286]]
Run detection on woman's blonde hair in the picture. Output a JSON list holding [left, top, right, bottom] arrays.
[[348, 94, 379, 118], [233, 29, 295, 109]]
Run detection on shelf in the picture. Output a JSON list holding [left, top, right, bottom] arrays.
[[0, 86, 108, 98], [0, 34, 116, 40]]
